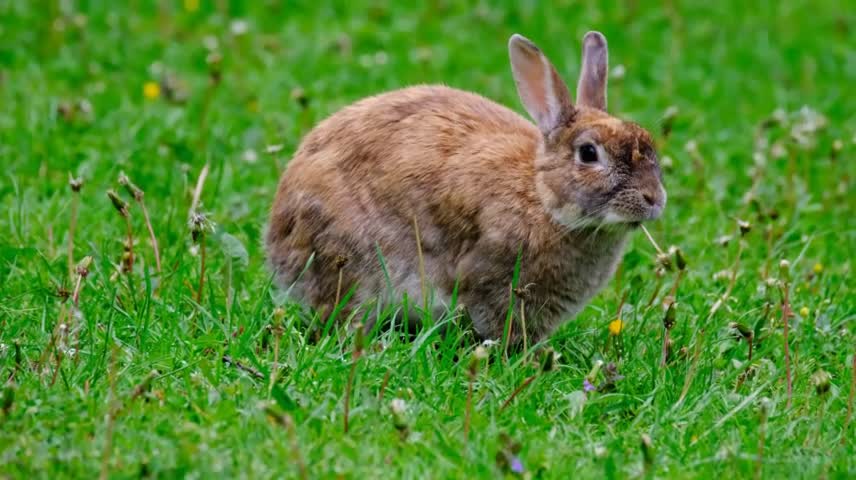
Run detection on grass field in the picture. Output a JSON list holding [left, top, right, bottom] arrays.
[[1, 1, 854, 478]]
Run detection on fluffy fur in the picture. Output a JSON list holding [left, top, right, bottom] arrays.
[[266, 32, 665, 343]]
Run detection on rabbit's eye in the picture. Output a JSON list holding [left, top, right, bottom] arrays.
[[578, 144, 599, 163]]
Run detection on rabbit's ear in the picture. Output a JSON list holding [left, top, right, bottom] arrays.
[[576, 31, 608, 111], [509, 34, 574, 134]]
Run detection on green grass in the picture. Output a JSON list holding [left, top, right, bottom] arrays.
[[1, 1, 854, 478]]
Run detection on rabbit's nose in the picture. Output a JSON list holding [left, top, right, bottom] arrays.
[[642, 192, 656, 206]]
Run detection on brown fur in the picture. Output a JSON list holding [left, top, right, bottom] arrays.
[[265, 33, 665, 343]]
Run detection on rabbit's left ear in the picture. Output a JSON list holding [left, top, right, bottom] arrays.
[[576, 31, 608, 111], [509, 34, 574, 134]]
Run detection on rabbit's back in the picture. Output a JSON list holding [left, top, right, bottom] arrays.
[[266, 85, 547, 320]]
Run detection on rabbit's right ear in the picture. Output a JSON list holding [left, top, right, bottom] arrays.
[[576, 31, 608, 111], [509, 34, 574, 134]]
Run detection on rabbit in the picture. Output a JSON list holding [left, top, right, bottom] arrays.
[[266, 31, 666, 343]]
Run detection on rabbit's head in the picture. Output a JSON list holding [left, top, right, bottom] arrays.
[[509, 32, 666, 229]]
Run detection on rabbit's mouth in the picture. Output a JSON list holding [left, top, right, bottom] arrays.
[[606, 205, 664, 223], [600, 184, 666, 224]]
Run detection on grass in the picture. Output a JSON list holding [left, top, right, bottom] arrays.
[[1, 1, 854, 478]]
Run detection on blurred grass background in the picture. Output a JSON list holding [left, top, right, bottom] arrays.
[[0, 1, 854, 478]]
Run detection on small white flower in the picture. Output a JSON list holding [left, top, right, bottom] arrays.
[[242, 149, 258, 164], [230, 19, 249, 36], [473, 346, 488, 360], [770, 141, 786, 159], [390, 398, 407, 416], [712, 270, 731, 282], [203, 35, 219, 51], [684, 140, 698, 154]]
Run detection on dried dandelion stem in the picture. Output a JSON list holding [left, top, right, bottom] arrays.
[[71, 273, 84, 308], [645, 274, 664, 309], [639, 224, 665, 255], [500, 374, 537, 412], [667, 269, 684, 299], [501, 349, 556, 412], [138, 201, 161, 273], [124, 216, 134, 272], [189, 164, 210, 219], [120, 172, 161, 273], [108, 190, 134, 273], [67, 177, 82, 279]]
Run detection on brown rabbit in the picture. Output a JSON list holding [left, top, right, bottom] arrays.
[[266, 32, 666, 343]]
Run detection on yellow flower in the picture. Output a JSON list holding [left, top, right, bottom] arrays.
[[608, 318, 624, 336], [799, 306, 810, 317], [813, 262, 823, 274], [183, 0, 200, 13], [143, 81, 161, 100]]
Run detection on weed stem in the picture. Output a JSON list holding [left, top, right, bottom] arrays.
[[138, 200, 162, 273], [640, 224, 665, 255], [500, 374, 536, 412]]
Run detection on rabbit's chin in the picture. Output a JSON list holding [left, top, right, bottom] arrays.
[[600, 212, 658, 229], [548, 203, 635, 232]]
